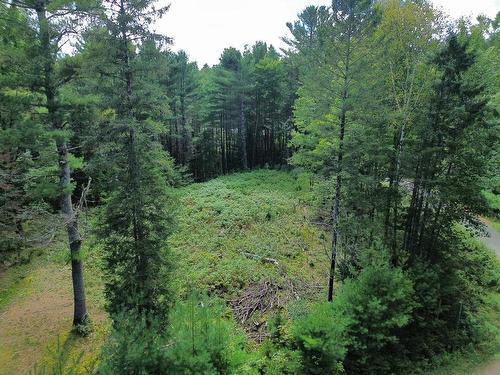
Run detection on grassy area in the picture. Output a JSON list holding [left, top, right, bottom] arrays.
[[1, 169, 328, 373], [1, 170, 498, 374], [0, 222, 109, 375], [492, 220, 500, 233], [168, 169, 329, 300]]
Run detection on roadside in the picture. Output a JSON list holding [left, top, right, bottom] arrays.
[[479, 360, 500, 375], [481, 218, 500, 258]]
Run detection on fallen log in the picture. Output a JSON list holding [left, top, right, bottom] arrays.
[[241, 252, 279, 265]]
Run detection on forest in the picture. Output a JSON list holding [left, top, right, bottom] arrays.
[[0, 0, 499, 374]]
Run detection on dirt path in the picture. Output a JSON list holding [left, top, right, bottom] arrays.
[[477, 360, 500, 375]]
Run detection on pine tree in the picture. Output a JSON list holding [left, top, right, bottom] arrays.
[[288, 1, 375, 300], [1, 0, 95, 329], [405, 35, 491, 257]]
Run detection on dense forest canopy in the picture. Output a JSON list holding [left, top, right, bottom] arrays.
[[0, 0, 499, 374]]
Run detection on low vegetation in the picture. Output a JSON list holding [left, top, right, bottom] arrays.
[[1, 170, 499, 374]]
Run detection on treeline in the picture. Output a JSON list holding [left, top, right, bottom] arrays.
[[284, 0, 499, 372], [165, 45, 296, 180], [288, 0, 499, 290], [0, 1, 294, 265]]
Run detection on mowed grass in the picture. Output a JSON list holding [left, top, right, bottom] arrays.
[[0, 227, 109, 375]]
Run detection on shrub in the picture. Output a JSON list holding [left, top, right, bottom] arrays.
[[99, 295, 254, 375], [257, 312, 302, 375], [99, 314, 170, 375], [257, 340, 302, 375], [403, 226, 499, 363], [291, 302, 348, 375], [165, 295, 253, 374], [337, 265, 415, 375]]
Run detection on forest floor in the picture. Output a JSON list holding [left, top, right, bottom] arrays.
[[0, 236, 109, 374], [0, 170, 498, 374]]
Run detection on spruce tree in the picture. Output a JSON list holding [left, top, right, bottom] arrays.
[[86, 0, 174, 320]]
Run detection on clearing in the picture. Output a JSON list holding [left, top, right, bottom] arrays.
[[0, 170, 498, 374]]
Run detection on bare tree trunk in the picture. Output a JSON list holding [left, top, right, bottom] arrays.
[[327, 101, 346, 302], [326, 10, 354, 299], [59, 142, 88, 325]]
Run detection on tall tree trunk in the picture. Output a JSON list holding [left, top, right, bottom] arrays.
[[327, 96, 346, 302], [36, 2, 88, 326], [328, 22, 352, 301], [239, 96, 248, 170], [59, 142, 88, 325]]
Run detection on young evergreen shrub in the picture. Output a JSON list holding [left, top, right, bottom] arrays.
[[99, 296, 257, 375], [257, 313, 302, 375], [291, 302, 348, 375], [337, 265, 415, 375], [99, 314, 170, 375], [165, 295, 253, 374], [99, 296, 254, 374], [403, 227, 499, 362], [257, 340, 302, 375]]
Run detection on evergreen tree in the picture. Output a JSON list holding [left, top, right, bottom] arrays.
[[288, 0, 375, 300], [1, 0, 95, 329], [163, 51, 198, 168], [84, 0, 175, 320], [405, 35, 492, 257]]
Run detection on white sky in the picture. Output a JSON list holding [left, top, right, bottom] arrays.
[[156, 0, 500, 67]]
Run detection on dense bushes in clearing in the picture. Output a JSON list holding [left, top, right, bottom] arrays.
[[168, 170, 328, 300]]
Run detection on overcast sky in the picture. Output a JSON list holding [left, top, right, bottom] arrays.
[[155, 0, 500, 67]]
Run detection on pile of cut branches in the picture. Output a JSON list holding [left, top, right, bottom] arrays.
[[231, 278, 323, 341]]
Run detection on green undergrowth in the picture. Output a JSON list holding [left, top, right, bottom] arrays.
[[168, 169, 329, 300], [492, 219, 500, 232], [3, 169, 499, 374]]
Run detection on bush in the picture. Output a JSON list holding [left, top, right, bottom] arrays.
[[257, 340, 302, 375], [99, 314, 170, 375], [337, 265, 415, 375], [99, 295, 254, 375], [165, 295, 253, 374], [291, 302, 348, 375], [403, 226, 499, 363], [256, 312, 302, 375]]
